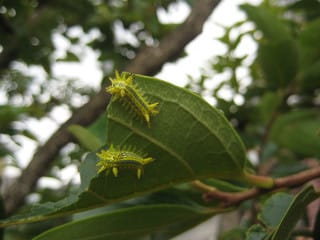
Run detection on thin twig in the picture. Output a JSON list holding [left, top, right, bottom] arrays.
[[202, 166, 320, 207]]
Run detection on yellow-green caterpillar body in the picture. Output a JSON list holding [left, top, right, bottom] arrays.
[[96, 145, 155, 179], [106, 71, 159, 127]]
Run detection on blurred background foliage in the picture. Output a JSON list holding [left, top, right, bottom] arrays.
[[0, 0, 320, 239], [0, 0, 183, 190]]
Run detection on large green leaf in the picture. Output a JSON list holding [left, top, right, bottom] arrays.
[[106, 74, 248, 181], [32, 204, 213, 240], [1, 74, 263, 227], [270, 109, 320, 157]]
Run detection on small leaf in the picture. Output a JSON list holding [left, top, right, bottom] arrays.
[[259, 193, 293, 228], [247, 186, 319, 240], [32, 204, 213, 240], [272, 185, 320, 240], [68, 124, 103, 151], [79, 153, 98, 191], [270, 109, 320, 157]]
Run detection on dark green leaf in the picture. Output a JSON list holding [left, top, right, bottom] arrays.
[[270, 109, 320, 157], [107, 74, 248, 181], [298, 18, 320, 66], [288, 0, 320, 21], [299, 60, 320, 91], [298, 18, 320, 91], [272, 185, 319, 240], [258, 39, 299, 89], [33, 204, 213, 240], [247, 186, 319, 240], [259, 193, 293, 228]]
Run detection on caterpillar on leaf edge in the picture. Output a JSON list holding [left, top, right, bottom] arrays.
[[106, 70, 159, 127]]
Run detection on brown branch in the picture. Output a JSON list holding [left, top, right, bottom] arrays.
[[203, 166, 320, 207], [274, 166, 320, 188], [3, 0, 222, 215]]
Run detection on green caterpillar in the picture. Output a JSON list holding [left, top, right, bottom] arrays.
[[96, 145, 155, 179], [106, 70, 159, 127]]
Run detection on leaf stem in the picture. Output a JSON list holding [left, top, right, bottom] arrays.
[[191, 180, 216, 192], [242, 171, 274, 189], [204, 166, 320, 207]]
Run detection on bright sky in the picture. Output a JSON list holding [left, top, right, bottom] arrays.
[[5, 0, 262, 190]]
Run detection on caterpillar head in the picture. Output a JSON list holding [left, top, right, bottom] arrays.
[[107, 70, 134, 98]]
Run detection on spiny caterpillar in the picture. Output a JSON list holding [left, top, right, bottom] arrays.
[[96, 145, 155, 179], [106, 70, 159, 127]]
